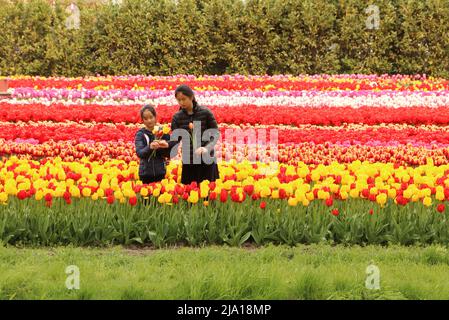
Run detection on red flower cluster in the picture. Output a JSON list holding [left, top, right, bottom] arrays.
[[3, 139, 449, 166], [5, 103, 449, 126], [4, 121, 449, 146]]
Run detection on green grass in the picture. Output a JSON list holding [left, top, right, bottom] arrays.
[[1, 244, 449, 300]]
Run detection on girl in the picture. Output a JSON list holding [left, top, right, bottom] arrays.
[[135, 104, 170, 184], [168, 84, 220, 185]]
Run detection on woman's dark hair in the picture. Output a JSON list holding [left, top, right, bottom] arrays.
[[174, 84, 198, 107], [140, 104, 156, 119]]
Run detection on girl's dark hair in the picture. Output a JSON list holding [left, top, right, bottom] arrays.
[[174, 84, 198, 107], [140, 104, 156, 119]]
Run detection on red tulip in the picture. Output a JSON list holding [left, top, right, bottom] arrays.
[[129, 196, 138, 206], [209, 192, 217, 201], [107, 195, 114, 205], [17, 190, 27, 200], [220, 189, 228, 203]]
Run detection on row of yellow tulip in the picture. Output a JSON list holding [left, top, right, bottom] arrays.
[[1, 156, 449, 210]]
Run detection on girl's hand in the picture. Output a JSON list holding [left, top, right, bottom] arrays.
[[150, 141, 160, 149], [195, 147, 208, 155], [157, 140, 169, 148]]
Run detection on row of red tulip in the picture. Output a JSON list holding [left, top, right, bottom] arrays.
[[3, 103, 449, 126], [2, 121, 449, 146]]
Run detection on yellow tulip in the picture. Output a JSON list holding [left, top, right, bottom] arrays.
[[260, 187, 271, 198], [122, 188, 133, 198], [114, 190, 124, 200], [152, 188, 161, 197], [288, 197, 298, 206], [87, 180, 98, 188], [69, 185, 81, 198], [387, 188, 396, 199], [294, 190, 305, 202], [35, 190, 44, 201], [340, 191, 349, 200], [349, 189, 359, 198], [311, 171, 321, 182], [188, 191, 199, 204], [97, 188, 105, 198], [200, 186, 209, 198], [376, 193, 387, 206], [140, 187, 149, 197], [436, 191, 445, 201], [4, 180, 17, 195], [82, 187, 92, 197], [0, 192, 8, 203], [57, 171, 66, 181], [306, 192, 314, 201], [330, 184, 339, 193], [162, 125, 171, 135], [403, 189, 413, 199], [162, 192, 172, 204], [317, 190, 325, 199]]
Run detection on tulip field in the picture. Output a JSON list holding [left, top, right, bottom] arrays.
[[2, 74, 449, 246]]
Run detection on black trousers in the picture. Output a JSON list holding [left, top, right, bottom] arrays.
[[140, 174, 165, 184], [181, 163, 219, 185]]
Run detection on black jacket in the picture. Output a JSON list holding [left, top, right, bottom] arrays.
[[168, 104, 219, 163], [135, 128, 170, 178]]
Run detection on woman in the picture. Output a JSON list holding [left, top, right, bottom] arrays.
[[168, 84, 220, 185]]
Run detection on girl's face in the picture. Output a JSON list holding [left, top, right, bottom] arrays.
[[175, 92, 194, 110], [142, 110, 156, 131]]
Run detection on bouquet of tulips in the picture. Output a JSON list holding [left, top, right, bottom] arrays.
[[150, 124, 171, 158]]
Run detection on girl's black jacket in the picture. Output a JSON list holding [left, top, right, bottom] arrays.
[[134, 128, 170, 178]]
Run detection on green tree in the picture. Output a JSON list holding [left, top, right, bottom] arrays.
[[396, 0, 449, 77], [336, 0, 400, 74]]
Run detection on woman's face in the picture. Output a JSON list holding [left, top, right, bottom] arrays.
[[176, 92, 194, 110], [142, 110, 156, 130]]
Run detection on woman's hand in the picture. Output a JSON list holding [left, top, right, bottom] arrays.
[[157, 140, 169, 148], [195, 147, 208, 155]]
